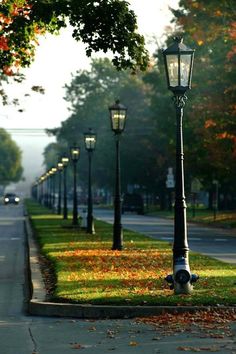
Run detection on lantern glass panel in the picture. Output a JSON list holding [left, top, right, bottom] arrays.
[[166, 54, 179, 87], [57, 162, 63, 170], [85, 136, 96, 150], [62, 157, 69, 165], [72, 150, 79, 159], [111, 110, 126, 131], [180, 54, 192, 86], [70, 147, 80, 161]]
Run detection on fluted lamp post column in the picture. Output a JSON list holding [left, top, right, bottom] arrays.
[[84, 128, 97, 234], [57, 161, 63, 215], [45, 172, 50, 207], [61, 155, 69, 220], [48, 169, 54, 209], [108, 100, 127, 250], [39, 175, 45, 205], [163, 36, 198, 294], [70, 145, 80, 226], [51, 167, 57, 210]]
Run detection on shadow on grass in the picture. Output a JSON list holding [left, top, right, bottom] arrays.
[[51, 274, 236, 306]]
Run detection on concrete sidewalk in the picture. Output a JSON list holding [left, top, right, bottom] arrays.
[[23, 216, 236, 354]]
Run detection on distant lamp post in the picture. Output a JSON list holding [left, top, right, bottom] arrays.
[[51, 167, 57, 210], [61, 155, 69, 220], [84, 128, 97, 234], [70, 145, 80, 226], [39, 175, 45, 204], [45, 172, 50, 207], [212, 180, 219, 221], [109, 100, 127, 250], [57, 161, 63, 215], [163, 37, 198, 294]]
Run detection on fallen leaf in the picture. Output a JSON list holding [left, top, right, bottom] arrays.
[[129, 341, 138, 346], [71, 343, 83, 349], [88, 326, 96, 331], [107, 329, 116, 338]]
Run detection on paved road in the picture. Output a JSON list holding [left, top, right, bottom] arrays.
[[93, 208, 236, 264], [0, 203, 235, 354]]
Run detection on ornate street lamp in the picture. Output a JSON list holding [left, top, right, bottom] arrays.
[[57, 161, 63, 215], [109, 100, 127, 250], [45, 172, 50, 207], [50, 167, 57, 209], [48, 170, 53, 208], [84, 128, 97, 234], [61, 155, 69, 220], [70, 144, 80, 226], [39, 175, 45, 204], [43, 173, 48, 207], [163, 37, 198, 294]]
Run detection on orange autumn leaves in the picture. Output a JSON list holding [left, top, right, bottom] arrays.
[[55, 245, 172, 302], [204, 119, 236, 158], [0, 0, 39, 75]]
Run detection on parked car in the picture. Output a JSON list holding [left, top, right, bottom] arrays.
[[122, 193, 144, 215], [3, 193, 20, 205]]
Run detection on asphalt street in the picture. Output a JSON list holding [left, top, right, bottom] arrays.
[[0, 203, 235, 354], [93, 208, 236, 264]]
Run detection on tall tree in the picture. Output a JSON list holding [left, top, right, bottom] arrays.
[[0, 128, 23, 186], [45, 58, 164, 195], [171, 0, 236, 203], [0, 0, 148, 77], [144, 1, 236, 208]]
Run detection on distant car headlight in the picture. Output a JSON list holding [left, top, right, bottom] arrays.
[[4, 198, 9, 202], [14, 197, 20, 202]]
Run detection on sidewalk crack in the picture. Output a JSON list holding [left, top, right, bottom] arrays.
[[28, 326, 38, 354]]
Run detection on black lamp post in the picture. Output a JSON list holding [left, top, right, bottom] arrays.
[[43, 173, 48, 207], [163, 37, 198, 294], [39, 175, 44, 205], [109, 100, 127, 250], [57, 161, 63, 215], [61, 155, 69, 220], [51, 167, 57, 210], [84, 128, 97, 234], [48, 170, 53, 208], [70, 145, 80, 226]]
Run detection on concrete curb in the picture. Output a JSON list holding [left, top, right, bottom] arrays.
[[25, 216, 235, 319]]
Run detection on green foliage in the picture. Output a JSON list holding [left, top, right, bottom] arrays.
[[46, 58, 160, 192], [0, 0, 149, 74], [43, 1, 236, 207], [143, 0, 236, 201], [0, 128, 23, 185], [170, 0, 236, 193]]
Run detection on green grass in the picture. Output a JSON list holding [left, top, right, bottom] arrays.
[[25, 199, 236, 306], [146, 207, 236, 228]]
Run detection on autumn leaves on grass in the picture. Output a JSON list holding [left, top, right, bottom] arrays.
[[55, 247, 171, 303], [26, 200, 236, 306]]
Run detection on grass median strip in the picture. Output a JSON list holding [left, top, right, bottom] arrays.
[[25, 200, 236, 306]]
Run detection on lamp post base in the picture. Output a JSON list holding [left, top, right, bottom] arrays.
[[174, 281, 193, 295], [112, 224, 123, 250], [87, 219, 95, 234], [165, 256, 199, 295]]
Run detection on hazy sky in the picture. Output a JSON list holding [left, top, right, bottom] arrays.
[[1, 0, 179, 192], [0, 0, 179, 130]]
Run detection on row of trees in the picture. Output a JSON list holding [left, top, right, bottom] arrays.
[[0, 0, 149, 189], [0, 1, 235, 205], [43, 0, 236, 209]]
